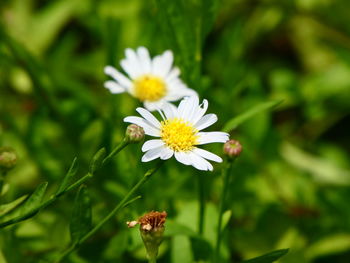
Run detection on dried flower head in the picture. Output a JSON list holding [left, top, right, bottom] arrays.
[[223, 139, 242, 159], [127, 211, 167, 261], [138, 211, 167, 232]]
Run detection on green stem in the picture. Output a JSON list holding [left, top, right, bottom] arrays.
[[197, 174, 205, 235], [102, 139, 129, 166], [55, 161, 164, 262], [214, 160, 234, 262], [0, 171, 6, 203], [148, 257, 157, 263], [0, 140, 130, 229]]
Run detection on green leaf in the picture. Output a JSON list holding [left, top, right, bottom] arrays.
[[223, 100, 282, 132], [155, 0, 198, 83], [221, 210, 232, 231], [89, 147, 106, 174], [56, 157, 78, 196], [242, 249, 289, 263], [19, 182, 48, 217], [0, 183, 48, 228], [305, 234, 350, 260], [70, 185, 92, 244], [0, 195, 28, 218]]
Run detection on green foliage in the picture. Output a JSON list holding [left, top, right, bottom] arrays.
[[70, 186, 92, 244], [56, 157, 79, 196], [223, 100, 282, 132], [242, 249, 289, 263]]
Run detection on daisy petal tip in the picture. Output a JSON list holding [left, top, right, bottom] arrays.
[[104, 65, 115, 74], [123, 116, 133, 123]]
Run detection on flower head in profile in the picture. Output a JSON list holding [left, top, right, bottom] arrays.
[[124, 96, 229, 171], [104, 47, 196, 111]]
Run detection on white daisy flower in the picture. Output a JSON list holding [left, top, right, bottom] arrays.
[[104, 47, 196, 111], [124, 96, 229, 171]]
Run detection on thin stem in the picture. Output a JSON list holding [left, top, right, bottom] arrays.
[[0, 171, 6, 203], [0, 140, 130, 229], [215, 160, 234, 262], [148, 257, 157, 263], [102, 139, 129, 166], [55, 161, 164, 262], [197, 174, 205, 235]]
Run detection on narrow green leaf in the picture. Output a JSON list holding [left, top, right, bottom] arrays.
[[155, 0, 197, 83], [70, 185, 92, 244], [89, 147, 106, 174], [56, 157, 78, 196], [223, 100, 282, 132], [221, 210, 232, 231], [0, 195, 28, 218], [242, 248, 289, 263], [19, 182, 48, 217]]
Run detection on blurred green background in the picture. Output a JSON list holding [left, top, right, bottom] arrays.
[[1, 0, 350, 262]]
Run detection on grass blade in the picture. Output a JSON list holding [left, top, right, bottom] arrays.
[[223, 100, 282, 132]]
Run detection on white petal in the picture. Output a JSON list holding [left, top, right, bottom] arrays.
[[191, 99, 208, 123], [124, 116, 160, 137], [142, 139, 164, 152], [156, 50, 173, 77], [165, 85, 198, 101], [197, 132, 229, 145], [104, 66, 132, 88], [141, 147, 163, 162], [193, 148, 222, 163], [174, 151, 191, 165], [151, 55, 163, 76], [124, 48, 142, 77], [161, 102, 178, 119], [165, 67, 180, 82], [136, 107, 161, 128], [178, 96, 199, 120], [143, 101, 165, 112], [137, 46, 151, 73], [189, 152, 213, 171], [195, 114, 218, 130], [120, 59, 139, 79], [104, 81, 125, 94], [159, 147, 174, 160]]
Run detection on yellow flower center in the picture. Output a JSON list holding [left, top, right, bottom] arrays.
[[134, 75, 166, 102], [160, 118, 198, 152]]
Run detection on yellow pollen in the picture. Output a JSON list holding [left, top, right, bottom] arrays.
[[161, 118, 198, 152], [134, 75, 166, 102]]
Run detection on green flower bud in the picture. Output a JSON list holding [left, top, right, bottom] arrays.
[[223, 139, 242, 159], [125, 124, 145, 143], [0, 147, 17, 173]]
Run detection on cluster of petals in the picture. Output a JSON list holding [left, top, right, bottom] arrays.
[[104, 46, 196, 111], [124, 96, 229, 171], [105, 47, 229, 171]]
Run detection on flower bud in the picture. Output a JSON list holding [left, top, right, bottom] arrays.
[[125, 124, 145, 143], [223, 139, 242, 159], [0, 147, 17, 173]]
